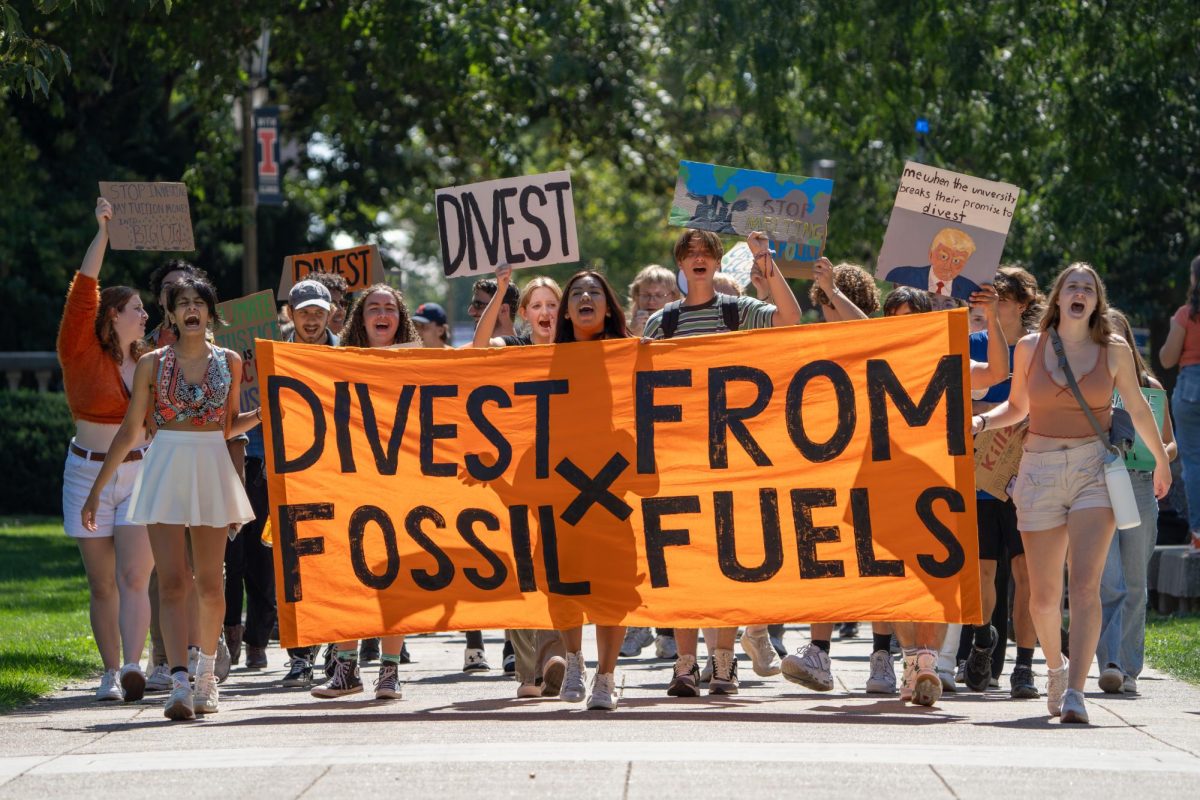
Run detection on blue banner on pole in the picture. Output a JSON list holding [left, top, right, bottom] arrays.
[[254, 106, 283, 206]]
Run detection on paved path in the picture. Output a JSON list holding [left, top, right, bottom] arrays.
[[1, 628, 1198, 798]]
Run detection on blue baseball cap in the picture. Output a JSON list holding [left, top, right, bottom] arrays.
[[413, 302, 447, 326]]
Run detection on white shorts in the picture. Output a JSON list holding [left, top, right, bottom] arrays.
[[126, 430, 254, 528], [62, 442, 145, 538]]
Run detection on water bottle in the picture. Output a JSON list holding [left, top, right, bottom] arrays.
[[1103, 451, 1141, 530]]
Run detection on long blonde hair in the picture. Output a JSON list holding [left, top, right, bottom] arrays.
[[1039, 262, 1112, 344]]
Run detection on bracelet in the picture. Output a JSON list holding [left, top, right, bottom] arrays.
[[976, 414, 987, 431], [255, 407, 262, 421], [753, 251, 772, 261]]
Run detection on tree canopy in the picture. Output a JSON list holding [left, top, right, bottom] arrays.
[[2, 0, 1197, 359]]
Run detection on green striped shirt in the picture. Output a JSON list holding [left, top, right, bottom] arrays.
[[642, 295, 777, 340]]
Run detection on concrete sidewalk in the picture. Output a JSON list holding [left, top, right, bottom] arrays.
[[1, 627, 1198, 798]]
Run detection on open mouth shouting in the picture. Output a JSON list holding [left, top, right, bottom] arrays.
[[182, 311, 202, 331]]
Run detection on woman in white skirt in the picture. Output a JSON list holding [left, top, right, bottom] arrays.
[[83, 275, 260, 720]]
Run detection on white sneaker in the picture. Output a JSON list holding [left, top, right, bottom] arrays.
[[187, 647, 200, 680], [193, 673, 219, 714], [654, 633, 677, 660], [462, 647, 490, 672], [516, 682, 542, 698], [900, 655, 916, 702], [937, 667, 957, 693], [709, 648, 739, 695], [1046, 659, 1069, 717], [587, 672, 617, 710], [1122, 675, 1139, 694], [119, 663, 145, 702], [910, 650, 942, 706], [95, 669, 122, 701], [781, 643, 833, 691], [541, 655, 567, 697], [560, 652, 588, 703], [145, 664, 172, 693], [739, 627, 781, 676], [1060, 688, 1089, 724], [164, 681, 195, 720], [619, 627, 654, 657], [865, 649, 898, 694]]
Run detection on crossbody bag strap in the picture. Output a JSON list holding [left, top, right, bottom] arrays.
[[1047, 328, 1118, 456]]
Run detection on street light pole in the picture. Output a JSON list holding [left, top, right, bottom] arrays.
[[241, 88, 258, 295]]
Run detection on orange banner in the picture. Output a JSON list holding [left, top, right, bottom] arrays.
[[259, 310, 981, 648]]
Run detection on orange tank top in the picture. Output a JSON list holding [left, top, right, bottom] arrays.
[[1026, 333, 1113, 439]]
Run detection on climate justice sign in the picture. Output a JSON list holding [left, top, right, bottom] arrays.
[[258, 311, 982, 647]]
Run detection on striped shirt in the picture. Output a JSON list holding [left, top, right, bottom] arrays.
[[641, 295, 777, 340]]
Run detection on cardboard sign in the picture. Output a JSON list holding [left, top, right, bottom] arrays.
[[99, 181, 195, 252], [259, 310, 981, 647], [669, 161, 834, 271], [719, 243, 755, 290], [214, 291, 280, 413], [1113, 388, 1167, 471], [436, 171, 579, 278], [876, 163, 1020, 301], [277, 244, 385, 301], [974, 421, 1028, 500]]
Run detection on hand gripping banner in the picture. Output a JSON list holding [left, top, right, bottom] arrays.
[[259, 310, 981, 647]]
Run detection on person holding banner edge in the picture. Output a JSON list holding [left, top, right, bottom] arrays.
[[641, 229, 802, 698], [972, 263, 1170, 724], [81, 275, 262, 720]]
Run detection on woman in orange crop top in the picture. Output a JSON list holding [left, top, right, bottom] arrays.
[[57, 197, 155, 705], [1158, 253, 1200, 551], [82, 275, 261, 721], [973, 263, 1170, 726]]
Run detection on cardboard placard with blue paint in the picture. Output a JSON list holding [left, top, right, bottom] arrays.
[[1112, 387, 1167, 471], [669, 161, 833, 275], [876, 162, 1020, 301]]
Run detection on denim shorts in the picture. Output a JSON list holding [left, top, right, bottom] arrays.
[[1012, 440, 1111, 531]]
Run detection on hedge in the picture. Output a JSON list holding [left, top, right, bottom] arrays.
[[0, 391, 75, 515]]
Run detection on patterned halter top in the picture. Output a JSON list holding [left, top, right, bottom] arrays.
[[153, 345, 231, 428]]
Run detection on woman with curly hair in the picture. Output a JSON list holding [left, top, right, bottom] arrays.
[[58, 197, 155, 704], [311, 282, 417, 702]]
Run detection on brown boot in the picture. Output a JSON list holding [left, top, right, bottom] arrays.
[[224, 624, 244, 665], [246, 645, 268, 670]]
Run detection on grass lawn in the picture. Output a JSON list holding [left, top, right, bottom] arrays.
[[1145, 611, 1200, 685], [0, 516, 101, 712]]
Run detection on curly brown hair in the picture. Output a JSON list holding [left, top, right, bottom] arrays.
[[809, 262, 880, 315], [340, 283, 418, 347], [95, 286, 149, 365]]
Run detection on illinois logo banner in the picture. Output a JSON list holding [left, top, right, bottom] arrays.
[[259, 310, 981, 648]]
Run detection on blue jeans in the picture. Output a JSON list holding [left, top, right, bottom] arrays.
[[1171, 364, 1200, 531], [1097, 470, 1158, 677]]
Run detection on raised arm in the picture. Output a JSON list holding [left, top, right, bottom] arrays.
[[973, 334, 1035, 434], [1112, 339, 1172, 498], [747, 232, 802, 326], [470, 263, 513, 348], [968, 285, 1009, 389], [80, 198, 113, 280], [81, 352, 155, 531], [812, 256, 866, 322]]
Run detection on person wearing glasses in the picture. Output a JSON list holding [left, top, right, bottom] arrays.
[[626, 264, 681, 337], [467, 277, 519, 340]]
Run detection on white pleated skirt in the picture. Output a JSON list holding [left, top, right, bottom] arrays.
[[125, 430, 255, 527]]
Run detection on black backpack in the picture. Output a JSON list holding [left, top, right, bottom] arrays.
[[660, 294, 740, 339]]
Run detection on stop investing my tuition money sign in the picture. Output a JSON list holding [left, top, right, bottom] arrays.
[[99, 181, 195, 252]]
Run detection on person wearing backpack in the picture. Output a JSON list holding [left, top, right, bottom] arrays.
[[641, 228, 802, 697]]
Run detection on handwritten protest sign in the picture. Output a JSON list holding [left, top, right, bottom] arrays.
[[669, 161, 833, 273], [277, 244, 385, 301], [974, 421, 1028, 500], [99, 181, 194, 251], [260, 311, 981, 647], [876, 163, 1020, 300], [214, 291, 280, 413], [1113, 388, 1167, 471], [436, 171, 579, 278]]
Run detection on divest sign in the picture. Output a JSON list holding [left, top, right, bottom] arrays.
[[259, 311, 981, 647]]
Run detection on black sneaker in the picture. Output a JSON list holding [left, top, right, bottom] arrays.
[[1009, 663, 1039, 699], [399, 643, 411, 664], [768, 624, 787, 658], [838, 622, 859, 640], [311, 658, 363, 698], [667, 656, 701, 697], [283, 658, 313, 688], [503, 639, 516, 675], [359, 638, 381, 663], [965, 625, 997, 692]]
